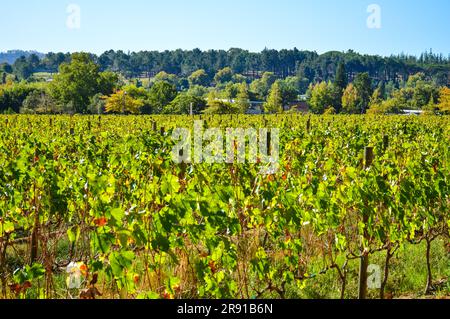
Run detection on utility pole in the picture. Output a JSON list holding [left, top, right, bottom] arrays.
[[122, 91, 128, 114]]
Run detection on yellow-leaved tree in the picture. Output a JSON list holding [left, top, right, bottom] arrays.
[[341, 83, 361, 114], [437, 87, 450, 113], [104, 87, 145, 114], [264, 80, 284, 114]]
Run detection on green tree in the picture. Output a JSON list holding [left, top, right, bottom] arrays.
[[214, 67, 234, 85], [165, 93, 206, 114], [422, 94, 439, 115], [20, 90, 56, 114], [235, 82, 250, 114], [279, 79, 299, 106], [264, 81, 284, 114], [0, 82, 43, 113], [384, 81, 397, 98], [232, 74, 247, 84], [49, 53, 103, 113], [377, 81, 386, 99], [353, 72, 373, 113], [187, 85, 208, 98], [334, 62, 348, 92], [333, 62, 348, 113], [203, 100, 234, 114], [378, 73, 440, 112], [250, 72, 276, 99], [188, 69, 210, 87], [284, 76, 309, 95], [154, 71, 179, 86], [27, 54, 41, 70], [204, 91, 239, 114], [148, 81, 178, 113], [0, 63, 13, 74], [98, 71, 119, 95], [220, 83, 239, 101], [13, 56, 33, 80], [405, 73, 439, 109], [88, 93, 107, 114], [307, 81, 335, 114]]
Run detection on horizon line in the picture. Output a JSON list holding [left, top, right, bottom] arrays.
[[1, 47, 449, 60]]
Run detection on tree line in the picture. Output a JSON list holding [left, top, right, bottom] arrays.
[[2, 48, 450, 85], [307, 64, 449, 115], [0, 51, 449, 115]]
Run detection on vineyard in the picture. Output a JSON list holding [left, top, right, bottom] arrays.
[[0, 114, 448, 299]]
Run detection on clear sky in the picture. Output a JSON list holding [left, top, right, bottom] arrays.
[[1, 0, 449, 57]]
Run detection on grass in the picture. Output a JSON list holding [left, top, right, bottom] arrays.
[[287, 239, 449, 299]]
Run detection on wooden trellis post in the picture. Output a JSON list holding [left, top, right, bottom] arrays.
[[383, 135, 389, 152]]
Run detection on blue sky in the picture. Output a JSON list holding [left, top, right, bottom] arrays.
[[1, 0, 449, 56]]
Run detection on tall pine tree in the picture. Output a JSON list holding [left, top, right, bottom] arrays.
[[354, 72, 373, 113], [335, 62, 348, 91], [334, 62, 348, 113]]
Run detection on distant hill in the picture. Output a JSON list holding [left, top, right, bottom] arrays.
[[0, 50, 45, 64]]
